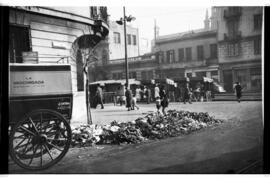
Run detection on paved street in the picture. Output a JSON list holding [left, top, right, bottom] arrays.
[[73, 101, 262, 126], [9, 101, 263, 173]]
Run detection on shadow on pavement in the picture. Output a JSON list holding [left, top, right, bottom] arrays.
[[145, 146, 263, 174]]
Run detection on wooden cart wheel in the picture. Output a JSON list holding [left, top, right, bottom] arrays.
[[9, 109, 72, 170]]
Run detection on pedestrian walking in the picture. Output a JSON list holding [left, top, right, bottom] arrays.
[[135, 87, 141, 101], [131, 94, 140, 110], [234, 82, 243, 103], [160, 85, 169, 115], [125, 86, 133, 111], [145, 86, 151, 104], [154, 83, 160, 99], [183, 83, 192, 104], [95, 84, 104, 109]]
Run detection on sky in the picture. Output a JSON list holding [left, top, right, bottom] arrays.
[[108, 6, 211, 46]]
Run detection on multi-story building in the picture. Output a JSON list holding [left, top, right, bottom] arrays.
[[103, 10, 219, 82], [94, 7, 263, 95], [8, 6, 109, 122], [213, 7, 262, 92], [108, 21, 139, 60]]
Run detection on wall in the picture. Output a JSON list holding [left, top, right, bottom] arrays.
[[217, 7, 262, 64], [108, 21, 139, 60], [9, 8, 95, 93], [155, 35, 217, 62]]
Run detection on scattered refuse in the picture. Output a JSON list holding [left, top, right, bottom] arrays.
[[71, 110, 222, 147]]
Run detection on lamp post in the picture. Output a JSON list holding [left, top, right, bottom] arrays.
[[116, 7, 135, 88]]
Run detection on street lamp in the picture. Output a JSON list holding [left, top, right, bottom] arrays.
[[116, 7, 135, 88]]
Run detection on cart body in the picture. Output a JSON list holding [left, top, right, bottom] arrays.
[[9, 63, 73, 170]]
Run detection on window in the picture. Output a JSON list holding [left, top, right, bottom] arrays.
[[254, 14, 262, 30], [129, 72, 137, 79], [166, 51, 170, 63], [127, 34, 131, 45], [254, 37, 261, 55], [159, 51, 164, 63], [178, 48, 184, 62], [113, 72, 123, 80], [148, 71, 153, 79], [141, 71, 147, 80], [141, 71, 153, 80], [185, 47, 192, 61], [197, 45, 204, 60], [210, 44, 218, 59], [112, 73, 117, 79], [250, 68, 261, 90], [227, 43, 239, 56], [235, 69, 248, 90], [227, 20, 239, 38], [113, 32, 121, 44], [9, 25, 31, 63], [132, 35, 137, 45], [170, 50, 175, 63], [166, 50, 175, 63]]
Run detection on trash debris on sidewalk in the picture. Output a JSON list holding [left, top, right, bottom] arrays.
[[71, 110, 222, 147]]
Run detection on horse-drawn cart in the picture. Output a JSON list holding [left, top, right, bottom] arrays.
[[9, 64, 73, 170]]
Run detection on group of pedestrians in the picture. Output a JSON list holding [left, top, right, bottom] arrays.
[[135, 86, 151, 104], [93, 81, 243, 112]]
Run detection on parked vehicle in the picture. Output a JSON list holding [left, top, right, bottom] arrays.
[[9, 64, 73, 170]]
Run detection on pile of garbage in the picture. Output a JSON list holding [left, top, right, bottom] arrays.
[[71, 110, 222, 147]]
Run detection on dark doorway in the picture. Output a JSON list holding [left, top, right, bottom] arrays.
[[223, 70, 233, 92], [9, 25, 30, 63]]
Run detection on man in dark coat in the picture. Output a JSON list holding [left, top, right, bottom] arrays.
[[125, 86, 132, 111], [234, 82, 242, 103], [95, 84, 104, 109], [183, 83, 192, 104]]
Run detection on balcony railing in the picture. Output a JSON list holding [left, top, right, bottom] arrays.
[[223, 8, 242, 19], [224, 31, 242, 41]]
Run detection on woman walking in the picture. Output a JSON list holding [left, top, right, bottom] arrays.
[[160, 85, 169, 115]]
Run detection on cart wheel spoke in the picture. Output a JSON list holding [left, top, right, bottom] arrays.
[[40, 112, 43, 133], [19, 126, 36, 136], [23, 143, 35, 155], [28, 117, 39, 134], [44, 143, 54, 161], [20, 137, 31, 153], [28, 144, 38, 166], [47, 142, 63, 151], [47, 138, 67, 142], [40, 144, 43, 166], [14, 137, 27, 150]]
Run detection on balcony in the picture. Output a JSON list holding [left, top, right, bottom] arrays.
[[223, 31, 242, 41], [223, 8, 242, 20]]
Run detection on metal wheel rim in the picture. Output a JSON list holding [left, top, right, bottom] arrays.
[[9, 109, 71, 170]]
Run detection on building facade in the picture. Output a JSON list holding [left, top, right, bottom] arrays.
[[108, 21, 139, 60], [214, 6, 262, 92], [103, 10, 219, 83], [154, 29, 219, 81], [94, 7, 263, 95], [8, 6, 109, 122]]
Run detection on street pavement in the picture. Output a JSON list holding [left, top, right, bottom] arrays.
[[9, 101, 263, 174]]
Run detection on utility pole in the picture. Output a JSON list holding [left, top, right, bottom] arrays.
[[116, 7, 135, 88], [123, 7, 129, 88]]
